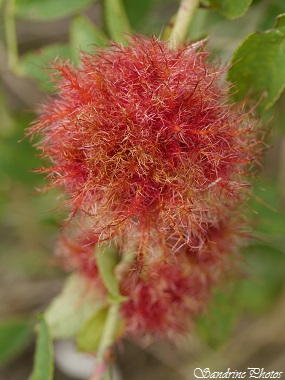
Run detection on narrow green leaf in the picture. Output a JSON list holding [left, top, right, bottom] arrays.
[[228, 15, 285, 112], [45, 274, 105, 339], [0, 318, 33, 367], [77, 307, 124, 353], [208, 0, 252, 19], [104, 0, 132, 44], [96, 245, 124, 301], [70, 15, 108, 63], [15, 0, 95, 21], [30, 316, 53, 380], [18, 44, 72, 92]]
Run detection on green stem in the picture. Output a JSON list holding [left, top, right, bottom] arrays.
[[168, 0, 200, 49], [91, 303, 120, 380], [97, 303, 119, 361], [5, 0, 20, 74]]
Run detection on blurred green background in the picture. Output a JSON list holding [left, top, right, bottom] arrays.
[[0, 0, 285, 379]]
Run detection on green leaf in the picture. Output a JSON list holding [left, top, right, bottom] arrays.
[[104, 0, 132, 44], [70, 15, 108, 63], [77, 308, 108, 352], [30, 316, 53, 380], [274, 91, 285, 134], [97, 245, 125, 302], [45, 274, 105, 339], [223, 0, 253, 19], [275, 13, 285, 29], [228, 15, 285, 112], [249, 180, 285, 236], [0, 319, 33, 367], [196, 288, 238, 348], [77, 307, 124, 353], [122, 0, 152, 28], [258, 0, 285, 31], [208, 0, 253, 19], [15, 0, 95, 21], [19, 44, 72, 92], [237, 244, 285, 314]]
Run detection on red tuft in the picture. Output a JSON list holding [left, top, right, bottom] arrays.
[[120, 218, 242, 341], [55, 217, 244, 341], [56, 226, 101, 281], [30, 36, 262, 252]]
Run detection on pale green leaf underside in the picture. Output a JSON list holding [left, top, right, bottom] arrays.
[[45, 274, 105, 340], [77, 308, 109, 352], [77, 306, 124, 353]]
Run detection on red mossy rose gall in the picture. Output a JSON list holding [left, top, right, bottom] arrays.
[[56, 217, 242, 341], [30, 36, 262, 254]]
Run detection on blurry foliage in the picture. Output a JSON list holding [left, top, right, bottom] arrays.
[[0, 0, 285, 377], [0, 318, 33, 366]]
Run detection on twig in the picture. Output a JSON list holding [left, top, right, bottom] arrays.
[[168, 0, 200, 49]]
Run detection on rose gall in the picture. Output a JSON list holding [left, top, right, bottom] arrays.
[[55, 217, 243, 341], [30, 36, 262, 255]]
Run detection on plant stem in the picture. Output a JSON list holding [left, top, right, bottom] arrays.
[[90, 303, 120, 380], [5, 0, 20, 74], [168, 0, 200, 49]]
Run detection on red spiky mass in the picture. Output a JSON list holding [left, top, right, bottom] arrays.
[[55, 218, 241, 341], [31, 36, 263, 342], [31, 36, 261, 251]]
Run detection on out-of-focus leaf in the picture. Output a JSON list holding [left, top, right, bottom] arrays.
[[77, 307, 124, 352], [0, 90, 15, 139], [237, 244, 285, 314], [97, 245, 126, 302], [0, 319, 33, 367], [70, 15, 108, 63], [19, 44, 72, 92], [45, 274, 105, 339], [30, 316, 53, 380], [104, 0, 132, 44], [122, 0, 152, 27], [208, 0, 253, 19], [249, 180, 285, 236], [276, 12, 285, 28], [228, 14, 285, 112], [274, 91, 285, 134], [0, 112, 40, 185], [258, 0, 285, 31], [15, 0, 95, 21], [196, 288, 238, 348]]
